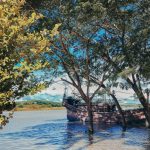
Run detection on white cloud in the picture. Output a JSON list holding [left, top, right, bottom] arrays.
[[40, 77, 75, 96], [113, 88, 134, 99], [40, 77, 135, 100]]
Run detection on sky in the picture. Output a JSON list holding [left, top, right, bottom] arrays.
[[19, 64, 150, 102], [19, 76, 137, 102], [41, 79, 135, 98]]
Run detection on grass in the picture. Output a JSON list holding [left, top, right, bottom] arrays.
[[14, 100, 64, 111]]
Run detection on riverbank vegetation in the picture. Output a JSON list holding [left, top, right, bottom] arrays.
[[15, 100, 63, 111]]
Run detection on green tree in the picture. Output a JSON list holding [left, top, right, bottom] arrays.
[[57, 0, 150, 127], [26, 0, 127, 132], [25, 0, 150, 129], [0, 0, 56, 126], [38, 0, 150, 128], [96, 0, 150, 127]]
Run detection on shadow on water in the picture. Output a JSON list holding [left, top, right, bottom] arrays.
[[0, 119, 150, 150]]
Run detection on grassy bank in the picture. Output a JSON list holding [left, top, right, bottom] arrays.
[[15, 100, 64, 111], [14, 100, 142, 111]]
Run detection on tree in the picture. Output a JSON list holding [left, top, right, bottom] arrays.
[[95, 0, 150, 127], [42, 0, 150, 128], [25, 0, 150, 129], [0, 0, 54, 126], [48, 32, 108, 133], [26, 0, 127, 132], [58, 0, 150, 127]]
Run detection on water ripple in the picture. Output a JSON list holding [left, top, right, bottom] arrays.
[[0, 110, 150, 150]]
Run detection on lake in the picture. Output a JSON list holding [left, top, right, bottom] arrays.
[[0, 110, 150, 150]]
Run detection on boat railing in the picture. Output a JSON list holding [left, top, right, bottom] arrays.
[[63, 101, 116, 113], [63, 102, 86, 112]]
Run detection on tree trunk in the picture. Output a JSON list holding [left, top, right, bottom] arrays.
[[145, 111, 150, 128], [129, 84, 150, 128], [139, 97, 150, 128], [148, 93, 150, 127], [148, 110, 150, 128], [87, 101, 94, 134], [102, 84, 126, 131], [110, 94, 127, 131]]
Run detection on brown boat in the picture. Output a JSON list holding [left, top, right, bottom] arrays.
[[62, 96, 145, 124]]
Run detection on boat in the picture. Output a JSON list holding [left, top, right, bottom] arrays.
[[62, 94, 146, 124]]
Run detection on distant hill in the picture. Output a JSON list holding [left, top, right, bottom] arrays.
[[18, 93, 63, 102], [18, 93, 141, 106]]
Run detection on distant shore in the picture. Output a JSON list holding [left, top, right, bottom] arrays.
[[14, 100, 65, 111], [14, 100, 142, 111], [14, 106, 65, 111]]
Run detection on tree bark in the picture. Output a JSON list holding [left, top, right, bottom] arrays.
[[102, 84, 127, 131], [135, 95, 150, 128], [87, 101, 94, 134], [127, 78, 150, 128], [110, 94, 127, 131]]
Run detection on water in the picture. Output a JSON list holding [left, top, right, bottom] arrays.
[[0, 110, 150, 150]]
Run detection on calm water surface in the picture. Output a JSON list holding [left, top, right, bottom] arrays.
[[0, 110, 150, 150]]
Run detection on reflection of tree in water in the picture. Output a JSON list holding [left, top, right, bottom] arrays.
[[64, 122, 150, 150], [123, 128, 150, 150], [145, 130, 150, 150], [63, 122, 88, 149], [63, 122, 123, 149], [0, 119, 149, 150]]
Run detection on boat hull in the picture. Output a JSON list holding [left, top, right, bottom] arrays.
[[66, 106, 145, 124], [63, 97, 145, 124]]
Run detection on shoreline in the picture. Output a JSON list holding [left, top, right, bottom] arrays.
[[14, 107, 65, 111], [14, 100, 64, 111]]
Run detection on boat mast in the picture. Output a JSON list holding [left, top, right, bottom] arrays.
[[63, 84, 68, 99]]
